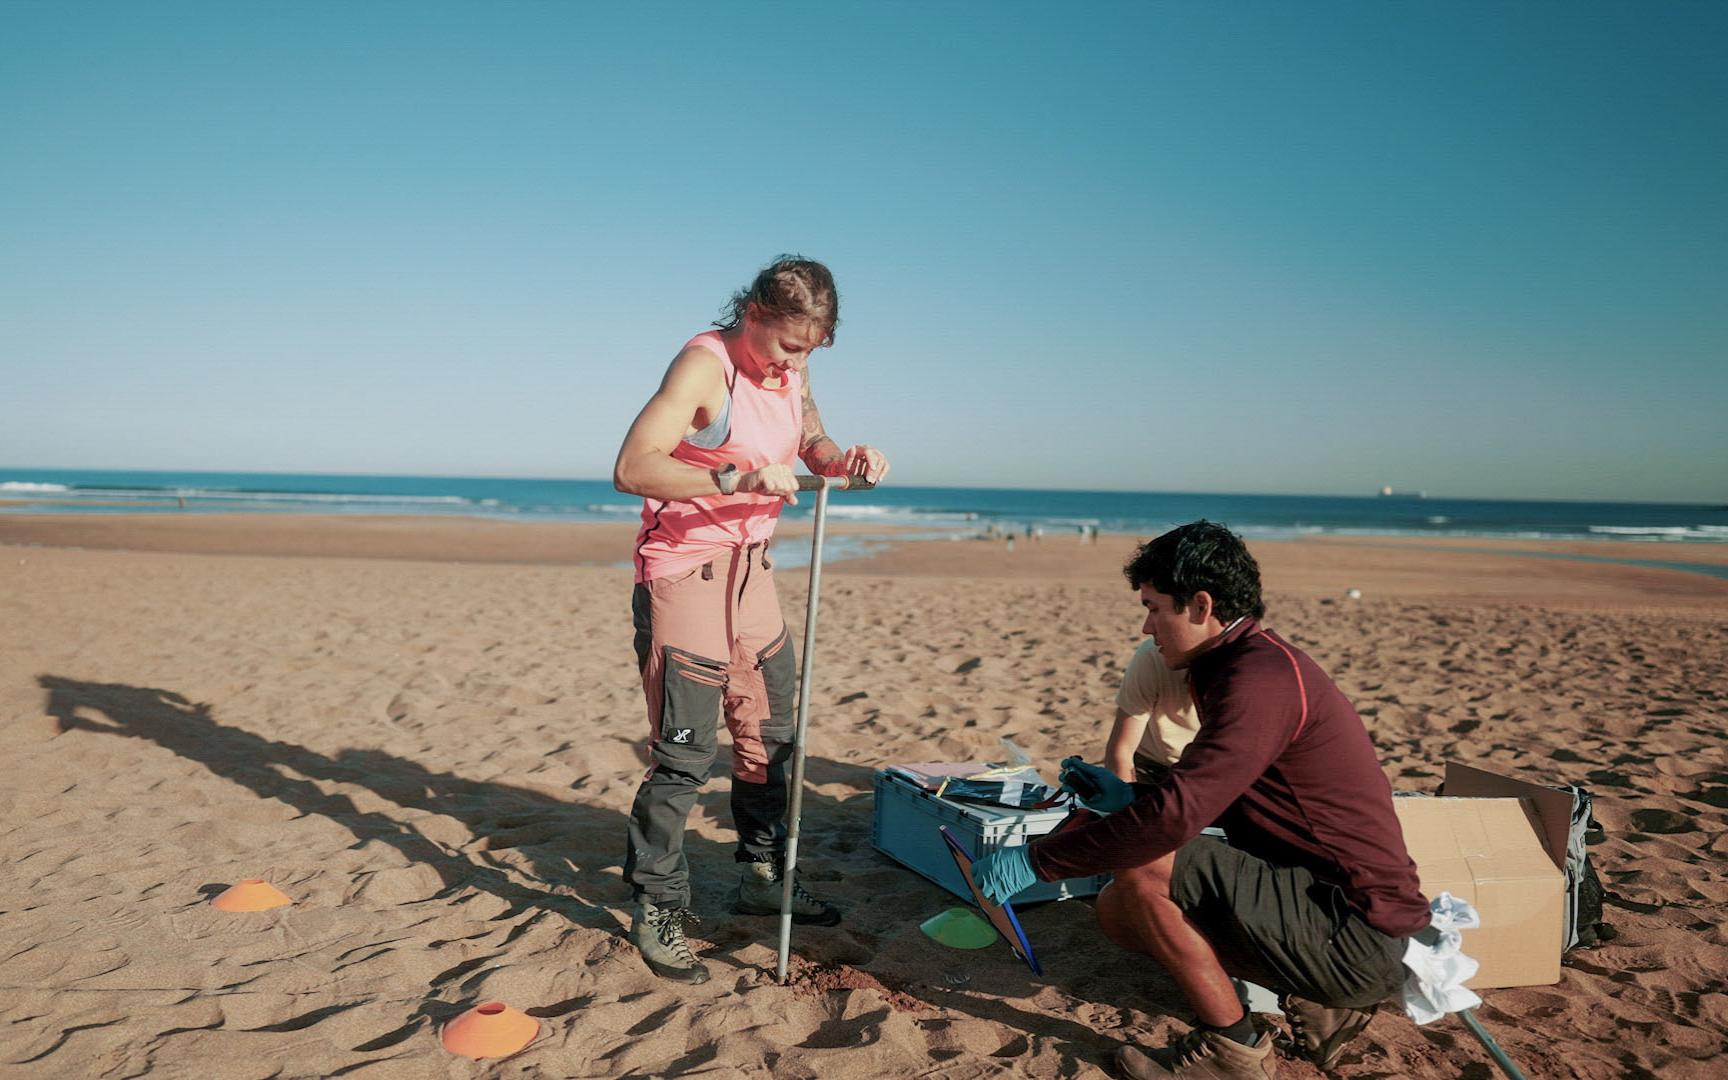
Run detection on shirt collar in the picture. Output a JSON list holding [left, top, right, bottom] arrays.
[[1191, 616, 1263, 673]]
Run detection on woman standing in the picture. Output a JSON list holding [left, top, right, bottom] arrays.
[[612, 256, 889, 983]]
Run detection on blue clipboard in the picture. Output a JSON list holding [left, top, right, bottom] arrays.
[[938, 826, 1042, 975]]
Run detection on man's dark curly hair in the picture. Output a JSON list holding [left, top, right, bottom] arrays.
[[1123, 520, 1265, 622]]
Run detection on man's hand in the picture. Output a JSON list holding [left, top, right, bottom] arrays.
[[971, 845, 1036, 906], [840, 444, 890, 484], [1059, 756, 1135, 815], [737, 463, 799, 504]]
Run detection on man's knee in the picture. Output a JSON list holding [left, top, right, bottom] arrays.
[[1095, 858, 1181, 951], [1117, 856, 1177, 899]]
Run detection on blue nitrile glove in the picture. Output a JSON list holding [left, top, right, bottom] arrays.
[[1059, 756, 1135, 815], [972, 845, 1037, 906]]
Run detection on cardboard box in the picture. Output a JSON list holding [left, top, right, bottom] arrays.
[[1394, 779, 1565, 989], [1441, 762, 1576, 876]]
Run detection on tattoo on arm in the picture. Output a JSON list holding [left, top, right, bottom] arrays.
[[798, 374, 844, 473]]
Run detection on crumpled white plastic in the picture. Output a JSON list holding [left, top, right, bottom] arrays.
[[1401, 891, 1485, 1025]]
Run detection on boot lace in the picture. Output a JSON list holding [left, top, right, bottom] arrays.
[[1277, 994, 1373, 1066], [761, 860, 829, 912], [1286, 1002, 1313, 1048], [651, 906, 701, 965], [1169, 1029, 1216, 1069], [788, 876, 825, 910]]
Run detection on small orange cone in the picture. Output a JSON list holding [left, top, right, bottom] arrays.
[[441, 1002, 538, 1059], [211, 879, 293, 912]]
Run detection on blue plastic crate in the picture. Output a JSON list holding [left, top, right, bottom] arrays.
[[870, 768, 1109, 904]]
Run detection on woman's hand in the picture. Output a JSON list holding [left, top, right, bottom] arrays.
[[738, 462, 799, 504], [841, 445, 890, 485]]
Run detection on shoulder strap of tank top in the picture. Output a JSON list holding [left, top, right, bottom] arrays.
[[687, 332, 737, 393]]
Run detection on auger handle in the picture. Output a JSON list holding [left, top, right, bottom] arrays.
[[794, 474, 875, 492]]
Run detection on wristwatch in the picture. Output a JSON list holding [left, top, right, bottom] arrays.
[[714, 464, 740, 495]]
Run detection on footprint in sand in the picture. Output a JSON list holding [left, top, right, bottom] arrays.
[[1682, 786, 1728, 809], [1629, 808, 1700, 835]]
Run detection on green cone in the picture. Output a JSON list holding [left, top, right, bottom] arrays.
[[920, 907, 1000, 949]]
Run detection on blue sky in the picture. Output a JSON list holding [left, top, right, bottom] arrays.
[[3, 2, 1723, 502]]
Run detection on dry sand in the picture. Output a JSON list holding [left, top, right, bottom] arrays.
[[1, 516, 1724, 1078]]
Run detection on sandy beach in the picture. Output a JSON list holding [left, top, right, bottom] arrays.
[[2, 516, 1725, 1078]]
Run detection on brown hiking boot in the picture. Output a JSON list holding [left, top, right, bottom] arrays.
[[734, 861, 842, 926], [629, 899, 710, 984], [1277, 994, 1377, 1069], [1116, 1028, 1277, 1078]]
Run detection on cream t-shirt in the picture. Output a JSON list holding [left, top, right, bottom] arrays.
[[1115, 638, 1201, 766]]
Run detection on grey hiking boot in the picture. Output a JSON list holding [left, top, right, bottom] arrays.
[[733, 861, 842, 926], [629, 899, 710, 984], [1117, 1027, 1278, 1079], [1277, 994, 1377, 1069]]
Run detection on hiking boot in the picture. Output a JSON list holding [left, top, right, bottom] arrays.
[[1117, 1027, 1277, 1079], [1277, 994, 1377, 1069], [733, 861, 842, 926], [629, 899, 710, 984]]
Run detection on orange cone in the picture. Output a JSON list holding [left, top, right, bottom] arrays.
[[211, 879, 292, 912], [441, 1002, 538, 1059]]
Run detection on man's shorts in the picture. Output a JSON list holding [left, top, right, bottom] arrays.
[[1131, 752, 1171, 787], [1172, 836, 1408, 1009]]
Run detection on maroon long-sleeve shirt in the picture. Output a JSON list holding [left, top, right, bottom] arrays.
[[1029, 619, 1431, 938]]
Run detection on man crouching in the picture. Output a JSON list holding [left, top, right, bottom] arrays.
[[974, 521, 1431, 1078]]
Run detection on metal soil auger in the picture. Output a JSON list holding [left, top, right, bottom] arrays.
[[777, 472, 873, 984], [1459, 1008, 1528, 1080]]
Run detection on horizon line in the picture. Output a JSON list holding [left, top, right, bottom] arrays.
[[2, 464, 1721, 510]]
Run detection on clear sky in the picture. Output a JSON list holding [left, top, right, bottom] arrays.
[[3, 2, 1723, 502]]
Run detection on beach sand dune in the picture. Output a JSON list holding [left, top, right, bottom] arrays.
[[1, 522, 1724, 1077]]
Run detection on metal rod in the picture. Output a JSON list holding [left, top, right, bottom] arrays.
[[794, 474, 874, 492], [777, 477, 832, 983], [1458, 1009, 1528, 1080]]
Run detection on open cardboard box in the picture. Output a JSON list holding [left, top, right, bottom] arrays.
[[1392, 763, 1571, 988]]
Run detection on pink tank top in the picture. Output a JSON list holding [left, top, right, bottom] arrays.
[[633, 331, 803, 582]]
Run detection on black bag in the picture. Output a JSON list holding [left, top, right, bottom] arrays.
[[1562, 784, 1608, 949]]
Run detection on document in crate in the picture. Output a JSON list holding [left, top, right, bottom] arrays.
[[889, 762, 1071, 810]]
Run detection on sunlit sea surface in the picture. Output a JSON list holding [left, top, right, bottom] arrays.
[[5, 469, 1725, 576]]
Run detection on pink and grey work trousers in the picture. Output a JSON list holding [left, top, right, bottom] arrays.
[[624, 542, 797, 908]]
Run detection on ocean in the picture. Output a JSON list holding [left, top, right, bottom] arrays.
[[3, 468, 1724, 545]]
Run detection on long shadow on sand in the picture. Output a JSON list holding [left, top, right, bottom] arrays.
[[40, 674, 1146, 1072], [37, 676, 864, 938], [39, 674, 642, 926]]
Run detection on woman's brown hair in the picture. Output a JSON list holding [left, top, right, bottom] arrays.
[[714, 255, 840, 346]]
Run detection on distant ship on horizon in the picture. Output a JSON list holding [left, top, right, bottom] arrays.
[[1378, 485, 1427, 499]]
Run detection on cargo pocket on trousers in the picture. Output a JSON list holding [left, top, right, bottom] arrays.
[[657, 646, 725, 775], [756, 628, 798, 743]]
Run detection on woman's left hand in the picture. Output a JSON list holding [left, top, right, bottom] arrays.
[[841, 445, 890, 485]]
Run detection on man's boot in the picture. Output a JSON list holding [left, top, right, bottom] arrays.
[[1116, 1027, 1277, 1079], [733, 861, 841, 926], [628, 899, 710, 984], [1277, 994, 1378, 1068]]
